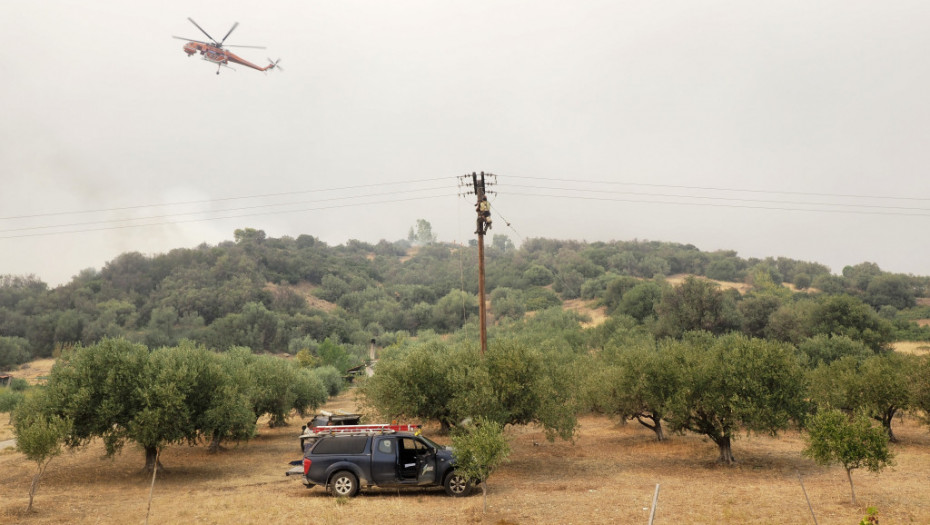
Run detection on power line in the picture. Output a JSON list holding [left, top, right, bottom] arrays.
[[503, 191, 930, 218], [0, 177, 453, 221], [0, 193, 455, 240], [499, 183, 930, 213], [0, 185, 453, 234], [505, 175, 930, 203]]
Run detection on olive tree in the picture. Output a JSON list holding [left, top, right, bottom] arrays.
[[361, 339, 577, 440], [654, 277, 740, 339], [809, 353, 912, 442], [13, 392, 71, 512], [361, 341, 472, 431], [43, 338, 150, 463], [803, 408, 894, 505], [591, 341, 678, 441], [664, 333, 807, 463], [912, 354, 930, 430], [451, 418, 511, 512]]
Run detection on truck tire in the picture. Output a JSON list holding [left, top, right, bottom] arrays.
[[330, 471, 359, 498], [443, 471, 473, 497]]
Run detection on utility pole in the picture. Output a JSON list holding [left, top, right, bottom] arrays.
[[460, 171, 495, 356]]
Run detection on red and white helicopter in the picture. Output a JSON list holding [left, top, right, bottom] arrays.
[[174, 18, 281, 75]]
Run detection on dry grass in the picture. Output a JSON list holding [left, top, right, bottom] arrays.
[[892, 341, 930, 355], [2, 390, 929, 524], [267, 282, 339, 313], [562, 299, 608, 328], [666, 274, 753, 294], [6, 358, 55, 386]]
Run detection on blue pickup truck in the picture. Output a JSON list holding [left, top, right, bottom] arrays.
[[286, 430, 473, 498]]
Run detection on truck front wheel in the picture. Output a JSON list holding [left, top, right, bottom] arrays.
[[443, 471, 473, 497]]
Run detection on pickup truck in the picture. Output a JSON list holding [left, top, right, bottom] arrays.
[[286, 429, 473, 498]]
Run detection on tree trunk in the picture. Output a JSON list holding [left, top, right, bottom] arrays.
[[481, 482, 488, 513], [145, 448, 160, 525], [882, 407, 898, 443], [208, 431, 223, 453], [634, 415, 666, 442], [144, 446, 164, 473], [27, 458, 53, 512], [846, 468, 857, 505], [714, 435, 735, 464]]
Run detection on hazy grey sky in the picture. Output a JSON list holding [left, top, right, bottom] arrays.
[[2, 1, 930, 286]]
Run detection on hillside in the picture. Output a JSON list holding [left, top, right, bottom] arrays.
[[2, 231, 930, 370]]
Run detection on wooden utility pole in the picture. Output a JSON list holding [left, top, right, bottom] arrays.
[[464, 171, 494, 356]]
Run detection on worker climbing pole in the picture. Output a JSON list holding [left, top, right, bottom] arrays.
[[460, 171, 496, 355]]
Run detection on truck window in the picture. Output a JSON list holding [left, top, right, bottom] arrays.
[[377, 438, 394, 455], [311, 435, 369, 455]]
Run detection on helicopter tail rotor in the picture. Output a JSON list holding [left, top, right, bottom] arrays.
[[267, 58, 283, 72]]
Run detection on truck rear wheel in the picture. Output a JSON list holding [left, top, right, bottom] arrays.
[[330, 471, 359, 497]]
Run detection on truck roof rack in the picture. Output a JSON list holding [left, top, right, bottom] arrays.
[[299, 423, 421, 439]]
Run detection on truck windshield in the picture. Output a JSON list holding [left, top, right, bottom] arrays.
[[418, 435, 445, 451]]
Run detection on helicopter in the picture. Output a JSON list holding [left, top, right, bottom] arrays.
[[174, 18, 281, 75]]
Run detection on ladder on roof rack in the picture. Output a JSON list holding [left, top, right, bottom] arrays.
[[299, 423, 421, 439]]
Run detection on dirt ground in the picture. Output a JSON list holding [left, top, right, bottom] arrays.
[[2, 389, 929, 525]]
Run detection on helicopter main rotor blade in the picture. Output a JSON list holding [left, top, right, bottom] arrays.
[[224, 44, 266, 49], [219, 22, 239, 46], [172, 36, 211, 45], [187, 17, 218, 44]]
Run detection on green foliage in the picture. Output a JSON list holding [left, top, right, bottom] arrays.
[[523, 287, 561, 311], [226, 348, 326, 427], [706, 256, 743, 281], [311, 366, 345, 397], [316, 338, 359, 373], [13, 393, 70, 462], [295, 347, 321, 368], [617, 281, 663, 322], [654, 277, 740, 339], [764, 299, 817, 344], [451, 417, 510, 509], [36, 338, 328, 469], [522, 265, 554, 286], [5, 230, 930, 368], [738, 294, 783, 339], [809, 295, 895, 352], [808, 353, 913, 441], [865, 274, 916, 310], [12, 391, 72, 511], [746, 267, 789, 298], [362, 339, 577, 440], [912, 354, 930, 430], [803, 408, 894, 504], [432, 290, 478, 331], [489, 287, 525, 321], [843, 262, 883, 292], [0, 388, 25, 421], [793, 273, 812, 290], [797, 334, 873, 368], [0, 336, 32, 369], [663, 333, 808, 463], [44, 338, 150, 456], [860, 507, 879, 525], [360, 341, 465, 430], [589, 337, 677, 441], [451, 418, 510, 482]]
